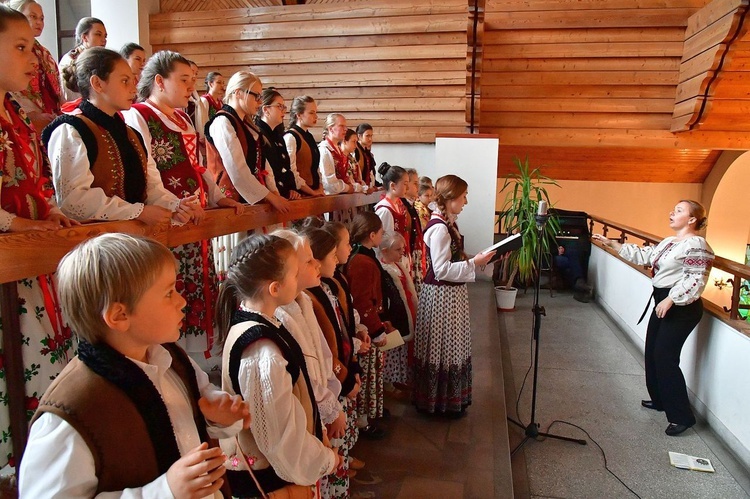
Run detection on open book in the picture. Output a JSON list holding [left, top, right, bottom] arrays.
[[668, 452, 715, 472], [479, 233, 523, 263]]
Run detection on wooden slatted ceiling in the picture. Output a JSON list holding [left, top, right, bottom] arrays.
[[151, 0, 468, 142], [672, 0, 750, 131], [480, 0, 749, 183]]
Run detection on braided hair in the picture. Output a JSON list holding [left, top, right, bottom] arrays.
[[214, 234, 295, 345]]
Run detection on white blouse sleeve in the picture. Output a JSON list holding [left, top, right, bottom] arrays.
[[0, 209, 16, 232], [669, 238, 715, 306], [424, 223, 476, 283], [284, 133, 307, 189], [19, 413, 173, 498], [48, 124, 145, 221], [208, 116, 270, 205], [264, 158, 279, 194], [375, 205, 394, 236], [318, 145, 347, 195], [241, 342, 335, 484], [202, 170, 226, 207], [618, 241, 661, 266]]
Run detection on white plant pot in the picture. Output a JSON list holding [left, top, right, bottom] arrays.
[[494, 286, 518, 311]]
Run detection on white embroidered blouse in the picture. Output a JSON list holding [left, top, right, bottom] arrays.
[[619, 235, 714, 305]]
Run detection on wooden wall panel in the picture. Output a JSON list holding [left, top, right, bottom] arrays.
[[151, 0, 468, 143], [671, 0, 750, 132], [477, 0, 750, 184]]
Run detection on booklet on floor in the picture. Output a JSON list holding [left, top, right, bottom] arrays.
[[668, 452, 715, 472]]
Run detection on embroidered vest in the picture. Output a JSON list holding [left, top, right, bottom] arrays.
[[285, 126, 320, 190], [423, 216, 465, 287], [32, 341, 214, 495], [205, 106, 265, 202], [257, 119, 296, 197], [131, 103, 207, 204], [44, 111, 150, 204], [0, 95, 52, 221], [376, 197, 413, 254], [220, 311, 322, 497], [305, 282, 357, 395], [354, 142, 375, 186]]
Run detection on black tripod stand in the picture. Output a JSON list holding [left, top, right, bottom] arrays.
[[508, 211, 587, 456]]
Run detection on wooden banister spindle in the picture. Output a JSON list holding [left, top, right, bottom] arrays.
[[730, 274, 741, 320]]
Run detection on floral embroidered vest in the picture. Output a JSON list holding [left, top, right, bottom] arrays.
[[376, 197, 414, 254], [131, 103, 207, 205], [1, 94, 52, 221]]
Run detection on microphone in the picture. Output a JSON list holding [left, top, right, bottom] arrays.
[[535, 200, 549, 228]]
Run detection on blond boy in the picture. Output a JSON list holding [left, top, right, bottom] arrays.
[[19, 233, 249, 498]]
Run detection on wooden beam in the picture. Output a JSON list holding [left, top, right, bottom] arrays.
[[482, 126, 750, 149], [485, 9, 696, 30]]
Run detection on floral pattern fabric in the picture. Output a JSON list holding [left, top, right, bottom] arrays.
[[0, 275, 75, 468]]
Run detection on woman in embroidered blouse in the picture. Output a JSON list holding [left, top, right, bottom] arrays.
[[0, 5, 77, 469], [256, 88, 301, 200], [593, 200, 714, 436], [44, 47, 196, 227], [8, 0, 62, 133], [412, 175, 495, 417], [319, 113, 362, 195], [205, 70, 290, 213], [58, 17, 107, 103], [123, 50, 243, 355], [284, 95, 324, 197]]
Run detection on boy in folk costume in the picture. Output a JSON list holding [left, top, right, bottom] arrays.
[[19, 233, 249, 497]]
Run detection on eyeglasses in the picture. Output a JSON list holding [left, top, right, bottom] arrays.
[[265, 103, 287, 112], [242, 89, 262, 102]]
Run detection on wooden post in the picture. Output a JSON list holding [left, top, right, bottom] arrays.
[[0, 282, 28, 467]]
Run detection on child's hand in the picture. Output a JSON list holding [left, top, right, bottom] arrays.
[[347, 375, 362, 399], [138, 205, 172, 226], [46, 212, 79, 228], [357, 333, 371, 354], [326, 410, 346, 439], [166, 442, 225, 499], [180, 195, 205, 225], [198, 392, 251, 429], [216, 197, 245, 215]]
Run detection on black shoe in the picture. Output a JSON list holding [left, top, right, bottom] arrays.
[[665, 422, 693, 436], [360, 425, 387, 440], [641, 400, 664, 411], [573, 278, 593, 293]]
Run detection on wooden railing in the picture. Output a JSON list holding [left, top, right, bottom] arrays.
[[588, 214, 750, 333], [0, 191, 381, 466]]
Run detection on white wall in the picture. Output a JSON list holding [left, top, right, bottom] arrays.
[[91, 0, 159, 54], [370, 143, 436, 176], [589, 246, 750, 469], [37, 0, 58, 59]]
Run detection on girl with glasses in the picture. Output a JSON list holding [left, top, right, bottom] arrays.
[[205, 70, 290, 213], [256, 88, 301, 200]]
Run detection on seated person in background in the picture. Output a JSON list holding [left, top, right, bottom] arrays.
[[554, 243, 593, 302], [19, 233, 249, 497]]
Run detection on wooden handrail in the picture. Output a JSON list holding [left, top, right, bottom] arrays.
[[0, 191, 381, 467], [0, 192, 381, 284], [588, 214, 750, 328]]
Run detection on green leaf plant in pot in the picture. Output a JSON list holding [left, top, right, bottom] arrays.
[[495, 156, 560, 311]]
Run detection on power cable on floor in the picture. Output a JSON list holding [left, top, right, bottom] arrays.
[[513, 332, 534, 424], [545, 420, 642, 499]]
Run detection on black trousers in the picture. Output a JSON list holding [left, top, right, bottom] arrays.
[[644, 287, 703, 426]]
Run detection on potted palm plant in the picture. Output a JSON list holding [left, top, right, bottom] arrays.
[[495, 156, 559, 310]]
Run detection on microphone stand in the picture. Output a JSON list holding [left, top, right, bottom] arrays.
[[507, 211, 587, 456]]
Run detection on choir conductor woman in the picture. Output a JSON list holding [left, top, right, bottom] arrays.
[[593, 200, 714, 436]]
